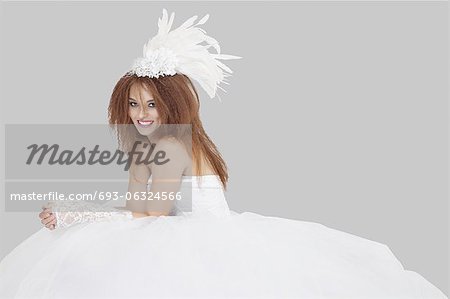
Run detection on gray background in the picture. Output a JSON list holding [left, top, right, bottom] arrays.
[[1, 1, 448, 295]]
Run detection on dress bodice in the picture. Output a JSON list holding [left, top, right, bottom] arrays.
[[148, 174, 230, 218]]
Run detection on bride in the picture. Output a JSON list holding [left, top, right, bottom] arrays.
[[0, 9, 447, 299]]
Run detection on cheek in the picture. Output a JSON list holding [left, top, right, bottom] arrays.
[[128, 107, 136, 118], [151, 109, 160, 119]]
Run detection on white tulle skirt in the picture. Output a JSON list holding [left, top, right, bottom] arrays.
[[0, 211, 447, 299]]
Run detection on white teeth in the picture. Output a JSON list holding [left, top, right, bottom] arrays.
[[137, 120, 154, 126]]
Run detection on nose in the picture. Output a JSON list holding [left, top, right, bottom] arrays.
[[138, 105, 149, 119]]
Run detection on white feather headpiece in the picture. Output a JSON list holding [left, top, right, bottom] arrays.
[[128, 9, 242, 101]]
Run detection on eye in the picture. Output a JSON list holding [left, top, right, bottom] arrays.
[[129, 102, 137, 107], [148, 102, 156, 108]]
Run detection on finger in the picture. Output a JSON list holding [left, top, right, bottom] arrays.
[[45, 219, 56, 228], [42, 215, 55, 225], [39, 212, 51, 220], [39, 210, 53, 215], [45, 214, 55, 221], [41, 217, 53, 226]]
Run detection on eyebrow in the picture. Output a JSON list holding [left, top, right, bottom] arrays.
[[128, 98, 155, 102]]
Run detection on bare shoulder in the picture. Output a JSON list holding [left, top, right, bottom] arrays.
[[150, 137, 189, 174], [130, 140, 151, 157], [153, 137, 189, 165], [154, 136, 186, 155], [128, 146, 151, 184]]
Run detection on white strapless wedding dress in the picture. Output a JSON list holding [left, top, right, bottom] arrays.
[[0, 175, 447, 298]]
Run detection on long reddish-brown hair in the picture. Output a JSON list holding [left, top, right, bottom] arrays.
[[108, 72, 228, 190]]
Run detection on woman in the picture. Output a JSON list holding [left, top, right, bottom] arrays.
[[0, 9, 447, 299]]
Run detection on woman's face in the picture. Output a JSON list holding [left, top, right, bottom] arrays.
[[128, 83, 161, 136]]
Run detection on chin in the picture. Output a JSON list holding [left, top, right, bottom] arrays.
[[133, 122, 157, 137]]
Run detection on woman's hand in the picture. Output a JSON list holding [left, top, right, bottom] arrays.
[[39, 206, 56, 230]]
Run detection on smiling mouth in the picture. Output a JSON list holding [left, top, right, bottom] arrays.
[[137, 120, 154, 127]]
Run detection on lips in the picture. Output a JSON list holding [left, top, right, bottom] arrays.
[[137, 119, 154, 127]]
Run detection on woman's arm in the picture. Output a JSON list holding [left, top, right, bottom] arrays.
[[126, 137, 188, 217], [39, 138, 188, 229], [38, 143, 151, 229], [39, 199, 134, 230], [125, 145, 152, 218], [143, 138, 187, 216]]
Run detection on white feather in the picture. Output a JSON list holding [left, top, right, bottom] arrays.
[[197, 14, 209, 25], [130, 8, 242, 100]]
